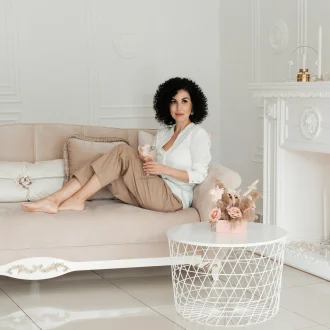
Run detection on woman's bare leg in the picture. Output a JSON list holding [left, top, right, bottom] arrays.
[[21, 178, 82, 214], [59, 174, 101, 211]]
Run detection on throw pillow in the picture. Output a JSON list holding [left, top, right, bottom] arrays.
[[0, 159, 65, 202], [138, 130, 156, 147], [63, 134, 129, 200]]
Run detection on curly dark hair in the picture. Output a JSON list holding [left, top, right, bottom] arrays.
[[153, 77, 208, 126]]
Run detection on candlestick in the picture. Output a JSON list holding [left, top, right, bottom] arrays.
[[302, 52, 307, 69], [324, 188, 328, 240], [318, 25, 322, 79]]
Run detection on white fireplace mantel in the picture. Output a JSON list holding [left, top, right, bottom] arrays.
[[248, 82, 330, 281], [249, 82, 330, 98]]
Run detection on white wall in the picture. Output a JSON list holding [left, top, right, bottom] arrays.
[[219, 0, 255, 180], [4, 0, 329, 193], [219, 0, 330, 212], [0, 0, 222, 161]]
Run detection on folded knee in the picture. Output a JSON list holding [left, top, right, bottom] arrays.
[[115, 143, 134, 154]]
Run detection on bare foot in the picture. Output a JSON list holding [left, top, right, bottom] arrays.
[[59, 198, 85, 211], [21, 198, 59, 214]]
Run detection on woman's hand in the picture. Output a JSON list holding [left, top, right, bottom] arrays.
[[139, 154, 154, 163], [138, 145, 156, 163], [143, 161, 169, 176], [143, 162, 190, 182]]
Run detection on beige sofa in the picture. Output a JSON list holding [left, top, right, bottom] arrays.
[[0, 123, 241, 280]]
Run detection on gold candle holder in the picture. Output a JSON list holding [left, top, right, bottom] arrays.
[[297, 68, 310, 82]]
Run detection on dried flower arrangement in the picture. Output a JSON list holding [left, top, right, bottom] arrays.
[[209, 180, 262, 227]]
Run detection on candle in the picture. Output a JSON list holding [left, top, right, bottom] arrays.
[[318, 25, 322, 79], [302, 52, 307, 69], [324, 189, 328, 239]]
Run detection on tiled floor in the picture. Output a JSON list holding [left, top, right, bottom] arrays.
[[0, 265, 329, 330]]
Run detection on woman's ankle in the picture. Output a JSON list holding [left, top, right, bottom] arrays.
[[46, 195, 62, 206], [64, 193, 86, 204]]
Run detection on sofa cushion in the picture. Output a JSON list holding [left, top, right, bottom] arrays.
[[0, 124, 158, 163], [0, 201, 200, 250], [0, 125, 36, 162], [138, 130, 156, 146], [0, 243, 172, 264], [63, 135, 129, 200], [0, 160, 65, 202]]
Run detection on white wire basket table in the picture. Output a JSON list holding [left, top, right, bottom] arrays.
[[167, 222, 287, 327]]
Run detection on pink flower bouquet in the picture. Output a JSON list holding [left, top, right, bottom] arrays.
[[209, 180, 261, 228]]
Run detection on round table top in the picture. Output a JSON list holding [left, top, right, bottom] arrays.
[[167, 222, 287, 247]]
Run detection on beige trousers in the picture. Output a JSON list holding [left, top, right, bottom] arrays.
[[73, 144, 183, 212]]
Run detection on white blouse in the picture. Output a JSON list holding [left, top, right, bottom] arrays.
[[155, 122, 212, 209]]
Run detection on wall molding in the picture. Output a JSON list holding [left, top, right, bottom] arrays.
[[0, 111, 21, 123], [252, 0, 308, 164], [113, 33, 138, 59], [99, 105, 154, 124], [99, 105, 153, 110], [253, 144, 264, 163], [0, 0, 12, 92], [85, 1, 149, 126], [268, 20, 289, 54], [0, 0, 21, 103], [252, 0, 260, 85], [96, 103, 154, 127], [100, 115, 154, 120], [85, 0, 96, 125], [252, 0, 263, 163], [0, 99, 22, 104]]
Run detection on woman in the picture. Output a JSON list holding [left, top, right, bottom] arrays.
[[21, 77, 211, 214]]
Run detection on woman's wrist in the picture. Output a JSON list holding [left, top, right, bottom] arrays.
[[164, 165, 172, 176], [164, 166, 189, 183]]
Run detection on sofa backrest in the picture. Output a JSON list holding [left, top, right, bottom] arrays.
[[0, 123, 157, 162]]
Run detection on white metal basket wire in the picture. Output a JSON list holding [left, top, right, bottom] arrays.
[[168, 240, 286, 327]]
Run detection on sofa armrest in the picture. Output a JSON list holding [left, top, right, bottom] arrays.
[[192, 162, 241, 222]]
